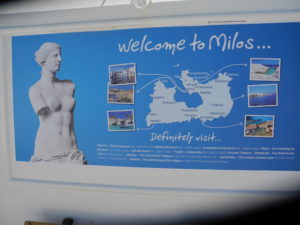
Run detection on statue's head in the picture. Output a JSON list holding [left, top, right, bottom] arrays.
[[35, 42, 61, 73]]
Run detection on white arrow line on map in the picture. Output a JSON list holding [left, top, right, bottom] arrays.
[[233, 94, 245, 101], [137, 74, 187, 93], [196, 63, 247, 83], [136, 77, 164, 93], [165, 76, 187, 93], [137, 124, 155, 131], [210, 63, 247, 77], [137, 63, 247, 93], [201, 121, 243, 129], [138, 73, 172, 76]]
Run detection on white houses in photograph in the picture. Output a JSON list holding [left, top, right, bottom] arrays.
[[110, 66, 135, 84]]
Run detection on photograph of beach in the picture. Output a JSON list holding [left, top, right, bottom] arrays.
[[250, 58, 281, 81], [244, 115, 275, 138], [108, 83, 134, 104], [107, 110, 135, 131], [248, 84, 278, 107], [109, 63, 136, 85]]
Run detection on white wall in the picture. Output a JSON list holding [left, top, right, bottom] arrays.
[[1, 1, 300, 224]]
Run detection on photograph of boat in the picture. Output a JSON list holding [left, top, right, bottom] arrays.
[[107, 110, 135, 131], [108, 83, 134, 104], [109, 63, 136, 85], [250, 58, 281, 81], [248, 84, 278, 107], [244, 115, 275, 137]]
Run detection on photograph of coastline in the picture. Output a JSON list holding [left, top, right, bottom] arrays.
[[244, 115, 275, 138], [107, 110, 135, 131], [109, 63, 136, 85], [250, 58, 281, 81], [248, 84, 278, 107], [108, 83, 134, 104]]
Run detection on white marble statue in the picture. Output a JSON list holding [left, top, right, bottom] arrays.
[[29, 42, 87, 164]]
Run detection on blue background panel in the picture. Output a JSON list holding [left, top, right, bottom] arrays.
[[12, 22, 300, 171]]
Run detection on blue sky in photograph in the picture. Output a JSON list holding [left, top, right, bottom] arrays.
[[108, 110, 133, 119], [109, 84, 133, 91], [110, 63, 135, 72], [251, 58, 280, 66], [248, 84, 277, 95]]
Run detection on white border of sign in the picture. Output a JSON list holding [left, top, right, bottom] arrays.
[[1, 2, 300, 194]]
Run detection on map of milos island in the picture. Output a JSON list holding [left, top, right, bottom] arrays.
[[146, 70, 233, 127]]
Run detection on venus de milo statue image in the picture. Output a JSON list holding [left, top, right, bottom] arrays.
[[29, 42, 87, 164]]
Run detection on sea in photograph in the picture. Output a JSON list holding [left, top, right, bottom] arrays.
[[109, 84, 134, 103], [245, 115, 274, 137], [265, 67, 277, 75], [109, 124, 134, 131], [246, 115, 273, 124], [249, 93, 277, 106]]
